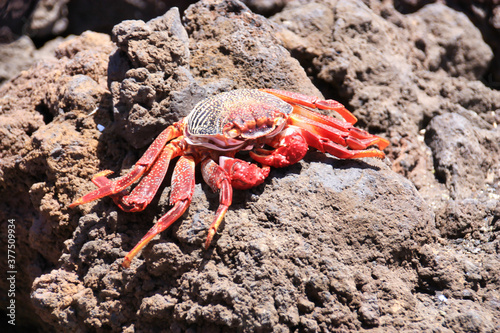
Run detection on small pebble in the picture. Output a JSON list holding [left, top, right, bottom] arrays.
[[438, 294, 448, 303]]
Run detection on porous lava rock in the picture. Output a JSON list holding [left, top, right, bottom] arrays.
[[0, 0, 499, 332]]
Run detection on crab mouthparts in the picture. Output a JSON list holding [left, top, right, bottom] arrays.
[[224, 116, 286, 140]]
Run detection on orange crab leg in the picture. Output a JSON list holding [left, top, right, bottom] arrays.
[[251, 118, 388, 165], [289, 102, 389, 149], [291, 104, 352, 132], [201, 158, 233, 249], [122, 155, 196, 268], [289, 113, 389, 150], [252, 124, 386, 162], [260, 88, 358, 124], [98, 141, 183, 212], [69, 123, 184, 209], [299, 127, 386, 159], [201, 156, 273, 248]]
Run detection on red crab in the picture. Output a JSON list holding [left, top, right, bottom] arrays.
[[70, 89, 389, 267]]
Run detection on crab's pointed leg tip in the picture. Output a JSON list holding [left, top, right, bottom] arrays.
[[122, 258, 131, 268], [205, 231, 215, 250], [95, 170, 114, 178], [380, 138, 390, 150], [68, 199, 82, 209]]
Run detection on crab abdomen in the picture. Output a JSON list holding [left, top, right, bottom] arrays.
[[186, 89, 293, 150]]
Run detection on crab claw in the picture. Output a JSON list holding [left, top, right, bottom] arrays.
[[250, 127, 308, 168], [220, 157, 270, 190]]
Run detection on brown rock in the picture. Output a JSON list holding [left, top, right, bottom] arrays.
[[0, 0, 499, 332]]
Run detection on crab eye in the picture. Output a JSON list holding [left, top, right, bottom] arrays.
[[274, 117, 286, 127], [227, 128, 241, 138]]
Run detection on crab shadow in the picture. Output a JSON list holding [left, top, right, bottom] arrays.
[[302, 149, 385, 171], [193, 149, 386, 273], [126, 148, 382, 251]]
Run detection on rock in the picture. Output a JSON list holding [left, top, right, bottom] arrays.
[[0, 36, 36, 84], [0, 30, 114, 331], [407, 3, 493, 80], [0, 0, 499, 332], [443, 308, 496, 333], [425, 111, 500, 199], [110, 8, 197, 149], [31, 269, 86, 330], [26, 0, 70, 38], [184, 0, 320, 96]]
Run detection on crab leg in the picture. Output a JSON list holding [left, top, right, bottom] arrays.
[[201, 156, 272, 248], [122, 155, 196, 268], [94, 141, 183, 212], [260, 88, 358, 124], [201, 158, 233, 249], [260, 89, 388, 150], [69, 123, 183, 209], [289, 113, 388, 159], [251, 121, 387, 166], [299, 127, 386, 159], [289, 113, 389, 151]]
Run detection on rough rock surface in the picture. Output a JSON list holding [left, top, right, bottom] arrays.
[[0, 36, 60, 85], [0, 0, 198, 42], [1, 0, 499, 332], [0, 30, 115, 331], [394, 0, 500, 85]]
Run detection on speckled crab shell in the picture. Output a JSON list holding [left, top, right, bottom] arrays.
[[184, 89, 293, 151]]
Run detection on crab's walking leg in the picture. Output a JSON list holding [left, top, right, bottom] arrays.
[[251, 122, 387, 165], [201, 156, 272, 248], [299, 128, 386, 159], [289, 113, 389, 158], [122, 155, 196, 268], [96, 141, 183, 212], [69, 123, 183, 209], [201, 158, 233, 249], [260, 88, 358, 124], [289, 107, 389, 150], [260, 89, 389, 154]]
